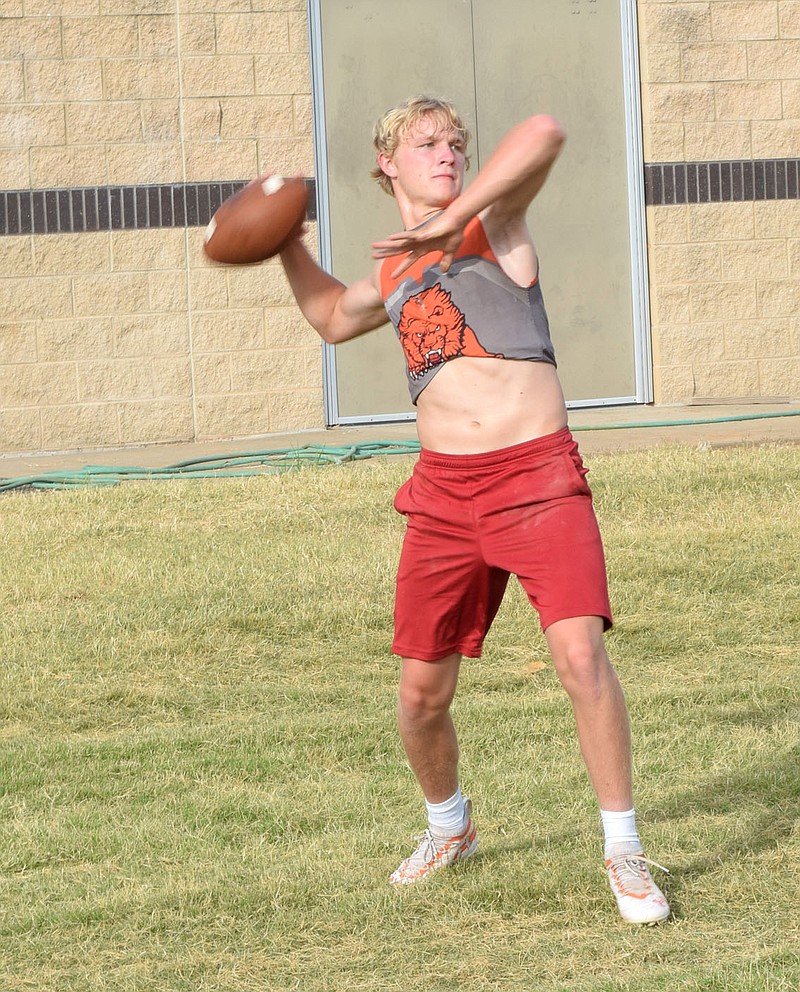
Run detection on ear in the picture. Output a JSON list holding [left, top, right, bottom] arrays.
[[377, 152, 398, 180]]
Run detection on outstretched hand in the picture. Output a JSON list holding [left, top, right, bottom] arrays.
[[371, 214, 466, 279]]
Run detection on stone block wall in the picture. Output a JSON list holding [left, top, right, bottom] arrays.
[[0, 1, 321, 456], [2, 1, 799, 458], [639, 0, 800, 403]]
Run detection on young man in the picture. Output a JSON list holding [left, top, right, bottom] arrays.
[[279, 95, 670, 924]]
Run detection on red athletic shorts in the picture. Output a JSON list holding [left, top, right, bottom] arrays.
[[391, 427, 612, 661]]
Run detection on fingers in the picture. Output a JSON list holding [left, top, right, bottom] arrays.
[[390, 255, 415, 279], [371, 233, 416, 258], [389, 250, 445, 279], [371, 226, 463, 274]]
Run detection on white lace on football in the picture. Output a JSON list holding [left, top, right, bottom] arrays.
[[262, 176, 285, 195]]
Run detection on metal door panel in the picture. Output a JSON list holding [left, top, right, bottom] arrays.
[[310, 0, 650, 422], [471, 0, 641, 403]]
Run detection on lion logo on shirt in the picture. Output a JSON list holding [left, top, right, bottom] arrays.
[[398, 283, 503, 380]]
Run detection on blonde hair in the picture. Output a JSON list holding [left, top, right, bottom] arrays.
[[370, 95, 471, 196]]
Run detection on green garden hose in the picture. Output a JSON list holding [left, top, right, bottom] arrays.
[[0, 441, 421, 492], [1, 410, 798, 493]]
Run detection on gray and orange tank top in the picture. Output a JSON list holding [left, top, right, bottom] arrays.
[[379, 215, 557, 404]]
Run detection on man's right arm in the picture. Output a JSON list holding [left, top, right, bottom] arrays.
[[279, 237, 387, 344]]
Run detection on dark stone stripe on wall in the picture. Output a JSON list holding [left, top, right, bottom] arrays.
[[2, 162, 799, 234], [0, 179, 318, 236], [645, 159, 800, 206]]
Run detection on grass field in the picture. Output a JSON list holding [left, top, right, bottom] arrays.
[[1, 443, 798, 991]]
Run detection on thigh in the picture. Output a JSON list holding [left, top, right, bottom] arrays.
[[478, 447, 612, 632], [392, 471, 509, 661]]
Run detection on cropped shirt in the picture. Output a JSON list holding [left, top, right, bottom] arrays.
[[379, 215, 557, 404]]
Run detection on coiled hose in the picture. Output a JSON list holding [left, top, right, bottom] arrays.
[[1, 410, 798, 493]]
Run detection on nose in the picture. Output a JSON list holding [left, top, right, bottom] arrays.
[[438, 142, 455, 163]]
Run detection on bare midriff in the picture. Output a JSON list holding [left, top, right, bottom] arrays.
[[415, 356, 568, 454]]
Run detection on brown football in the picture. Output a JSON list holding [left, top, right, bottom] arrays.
[[203, 174, 309, 264]]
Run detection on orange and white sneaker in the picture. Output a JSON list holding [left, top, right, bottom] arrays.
[[605, 842, 671, 924], [389, 799, 478, 885]]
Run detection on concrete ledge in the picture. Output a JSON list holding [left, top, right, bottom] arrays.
[[1, 403, 799, 482]]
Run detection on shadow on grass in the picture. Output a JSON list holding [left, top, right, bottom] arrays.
[[475, 827, 582, 862], [651, 746, 800, 886]]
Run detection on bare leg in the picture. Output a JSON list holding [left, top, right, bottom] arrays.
[[397, 653, 462, 803], [545, 616, 633, 811]]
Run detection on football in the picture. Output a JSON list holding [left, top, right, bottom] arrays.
[[203, 174, 309, 264]]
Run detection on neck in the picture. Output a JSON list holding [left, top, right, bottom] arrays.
[[394, 190, 453, 231]]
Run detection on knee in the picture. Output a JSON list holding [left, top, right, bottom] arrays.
[[398, 679, 452, 723], [551, 639, 614, 701], [398, 662, 458, 724]]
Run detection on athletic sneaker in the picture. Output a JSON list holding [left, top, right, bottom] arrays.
[[605, 842, 671, 924], [389, 798, 478, 885]]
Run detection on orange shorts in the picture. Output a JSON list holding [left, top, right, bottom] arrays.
[[391, 428, 612, 661]]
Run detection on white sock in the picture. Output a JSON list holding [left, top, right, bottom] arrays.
[[426, 787, 467, 836], [600, 808, 641, 858]]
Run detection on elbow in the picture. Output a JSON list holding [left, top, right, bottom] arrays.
[[300, 305, 347, 344], [317, 314, 352, 344], [529, 114, 566, 154], [318, 323, 351, 345], [309, 320, 338, 345]]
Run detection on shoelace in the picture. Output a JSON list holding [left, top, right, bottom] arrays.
[[401, 828, 463, 870], [610, 853, 670, 887], [413, 831, 440, 863]]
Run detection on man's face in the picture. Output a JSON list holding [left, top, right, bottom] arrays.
[[384, 115, 467, 209]]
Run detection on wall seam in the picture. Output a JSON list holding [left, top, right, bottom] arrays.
[[175, 0, 200, 443]]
